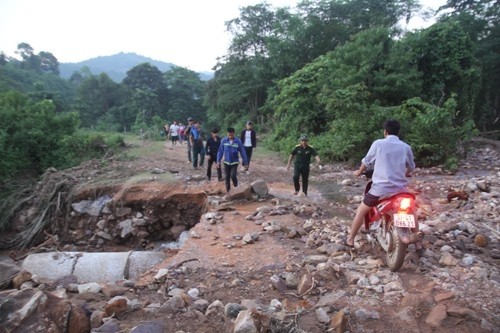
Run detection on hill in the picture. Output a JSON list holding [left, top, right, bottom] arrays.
[[59, 52, 213, 82]]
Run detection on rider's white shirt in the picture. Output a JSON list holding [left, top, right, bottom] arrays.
[[362, 135, 415, 197]]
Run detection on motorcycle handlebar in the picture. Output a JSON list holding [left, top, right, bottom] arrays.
[[362, 169, 374, 179]]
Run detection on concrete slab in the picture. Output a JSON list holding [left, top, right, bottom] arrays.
[[73, 252, 130, 283], [128, 251, 165, 280], [22, 252, 77, 280]]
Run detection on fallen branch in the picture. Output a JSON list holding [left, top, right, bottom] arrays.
[[480, 223, 500, 239], [9, 231, 60, 260], [7, 180, 69, 249], [470, 137, 500, 149], [167, 258, 200, 270]]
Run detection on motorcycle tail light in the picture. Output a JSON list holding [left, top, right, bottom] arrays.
[[393, 196, 414, 211], [400, 198, 412, 210]]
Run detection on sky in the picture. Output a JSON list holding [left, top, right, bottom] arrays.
[[0, 0, 446, 72]]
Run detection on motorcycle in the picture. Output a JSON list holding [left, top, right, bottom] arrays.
[[362, 170, 423, 272]]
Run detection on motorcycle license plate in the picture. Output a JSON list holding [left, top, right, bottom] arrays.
[[394, 214, 415, 228]]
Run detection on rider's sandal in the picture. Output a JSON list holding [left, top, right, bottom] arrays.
[[340, 237, 355, 248]]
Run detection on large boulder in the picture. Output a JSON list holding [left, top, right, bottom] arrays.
[[251, 179, 269, 197], [225, 183, 253, 201]]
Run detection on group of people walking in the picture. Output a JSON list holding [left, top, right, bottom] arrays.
[[171, 116, 322, 196], [175, 118, 256, 193], [163, 121, 187, 146]]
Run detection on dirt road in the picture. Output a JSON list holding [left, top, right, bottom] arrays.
[[2, 137, 499, 333]]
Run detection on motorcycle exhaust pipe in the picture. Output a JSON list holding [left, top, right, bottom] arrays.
[[407, 231, 424, 244]]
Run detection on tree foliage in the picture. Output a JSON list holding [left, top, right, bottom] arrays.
[[266, 23, 477, 165], [206, 0, 424, 133], [15, 43, 60, 75], [437, 0, 500, 131], [164, 66, 206, 123], [73, 72, 123, 128], [0, 91, 79, 180]]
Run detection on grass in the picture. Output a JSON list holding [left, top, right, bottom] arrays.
[[121, 134, 167, 159], [123, 133, 286, 161], [125, 171, 175, 184], [253, 146, 279, 158]]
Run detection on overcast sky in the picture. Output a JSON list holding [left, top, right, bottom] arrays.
[[0, 0, 446, 72]]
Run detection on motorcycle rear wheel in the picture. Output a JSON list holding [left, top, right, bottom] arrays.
[[385, 223, 407, 272]]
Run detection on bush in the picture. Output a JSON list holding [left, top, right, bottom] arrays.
[[0, 92, 80, 180], [0, 91, 128, 184]]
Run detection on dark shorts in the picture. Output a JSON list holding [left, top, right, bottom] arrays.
[[363, 193, 380, 207], [171, 135, 179, 142]]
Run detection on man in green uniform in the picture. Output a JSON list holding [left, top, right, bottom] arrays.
[[286, 134, 321, 196]]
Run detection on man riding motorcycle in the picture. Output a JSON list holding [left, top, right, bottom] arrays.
[[344, 119, 422, 254]]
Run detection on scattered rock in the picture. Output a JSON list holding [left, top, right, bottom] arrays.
[[474, 234, 488, 247], [434, 291, 454, 302], [425, 304, 448, 327], [251, 179, 269, 197], [0, 289, 90, 333], [297, 273, 314, 295], [13, 270, 32, 289], [330, 310, 347, 333]]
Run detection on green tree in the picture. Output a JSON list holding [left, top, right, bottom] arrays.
[[266, 25, 476, 164], [74, 73, 122, 128], [0, 60, 75, 111], [208, 0, 423, 132], [130, 88, 162, 130], [437, 0, 500, 132], [122, 63, 168, 125], [38, 51, 59, 75], [0, 91, 80, 180], [164, 66, 206, 123], [122, 63, 165, 92], [409, 19, 480, 124]]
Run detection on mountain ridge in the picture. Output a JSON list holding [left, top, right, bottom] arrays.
[[59, 52, 213, 82]]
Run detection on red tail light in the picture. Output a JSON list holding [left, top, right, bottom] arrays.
[[393, 196, 414, 212], [400, 198, 411, 209]]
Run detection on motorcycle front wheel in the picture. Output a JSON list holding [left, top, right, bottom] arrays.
[[385, 223, 407, 272]]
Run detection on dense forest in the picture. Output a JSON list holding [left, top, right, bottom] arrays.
[[0, 0, 498, 190]]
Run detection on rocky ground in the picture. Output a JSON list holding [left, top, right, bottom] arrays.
[[0, 138, 499, 333]]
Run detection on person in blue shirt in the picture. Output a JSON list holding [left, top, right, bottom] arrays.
[[344, 119, 416, 248], [216, 127, 248, 193]]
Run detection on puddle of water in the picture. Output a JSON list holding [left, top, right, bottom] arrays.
[[313, 181, 352, 204], [312, 181, 356, 220]]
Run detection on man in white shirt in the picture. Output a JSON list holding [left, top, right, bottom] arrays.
[[345, 120, 415, 248], [169, 121, 180, 146], [240, 121, 256, 172]]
